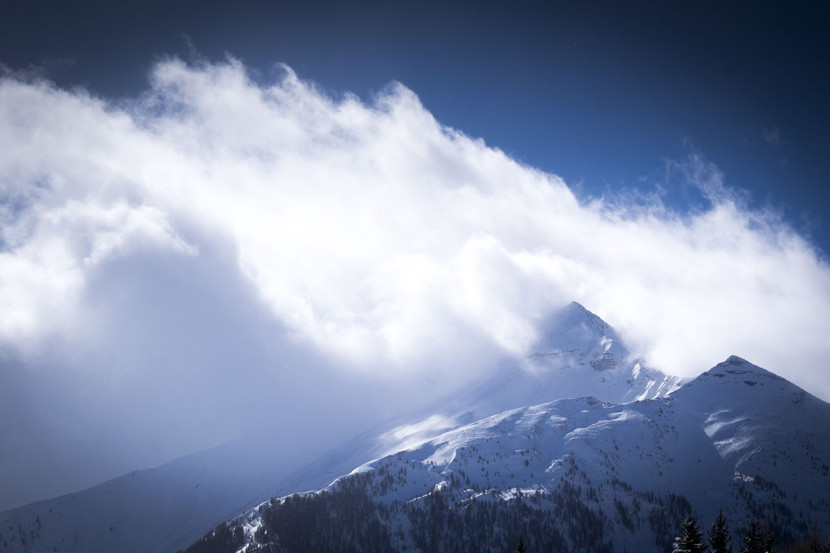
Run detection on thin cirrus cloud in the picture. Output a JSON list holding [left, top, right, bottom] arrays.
[[1, 56, 829, 395]]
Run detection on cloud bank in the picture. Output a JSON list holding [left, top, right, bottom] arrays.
[[1, 57, 829, 507]]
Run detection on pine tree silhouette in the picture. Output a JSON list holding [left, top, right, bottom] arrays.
[[741, 521, 773, 553], [709, 510, 731, 553]]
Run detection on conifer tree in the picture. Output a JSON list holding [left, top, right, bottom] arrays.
[[804, 525, 830, 553], [782, 525, 830, 553], [709, 510, 732, 553], [741, 521, 774, 553], [674, 517, 708, 553], [516, 536, 527, 553]]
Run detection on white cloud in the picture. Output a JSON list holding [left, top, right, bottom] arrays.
[[1, 57, 829, 393]]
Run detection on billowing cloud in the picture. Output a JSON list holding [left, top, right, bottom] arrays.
[[1, 57, 829, 508]]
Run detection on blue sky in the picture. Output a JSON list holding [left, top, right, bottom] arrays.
[[1, 1, 829, 511]]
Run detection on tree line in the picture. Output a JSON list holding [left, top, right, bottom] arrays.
[[671, 511, 828, 553], [511, 511, 828, 553]]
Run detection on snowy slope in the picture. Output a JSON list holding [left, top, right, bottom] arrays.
[[209, 356, 830, 553], [672, 356, 830, 507]]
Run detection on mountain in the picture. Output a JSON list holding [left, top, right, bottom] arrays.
[[405, 301, 684, 442], [0, 419, 425, 553], [467, 302, 685, 412], [0, 436, 293, 553], [0, 301, 673, 553], [182, 356, 830, 553], [2, 302, 804, 553]]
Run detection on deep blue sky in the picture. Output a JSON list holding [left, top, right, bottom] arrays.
[[3, 0, 829, 253]]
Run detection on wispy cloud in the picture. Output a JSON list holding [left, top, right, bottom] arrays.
[[761, 126, 782, 147], [1, 57, 829, 508]]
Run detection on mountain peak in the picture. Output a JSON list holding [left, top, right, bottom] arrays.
[[721, 354, 750, 366], [673, 355, 822, 415], [706, 355, 783, 381], [531, 301, 627, 372], [561, 301, 615, 333], [566, 300, 590, 314]]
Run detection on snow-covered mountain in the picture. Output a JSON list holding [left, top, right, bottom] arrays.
[[184, 356, 830, 553], [459, 302, 685, 417], [3, 303, 823, 553]]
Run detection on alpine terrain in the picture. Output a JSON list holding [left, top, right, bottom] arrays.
[[183, 356, 830, 553], [1, 303, 828, 553]]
